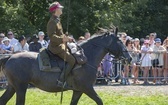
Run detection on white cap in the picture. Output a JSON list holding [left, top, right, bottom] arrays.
[[2, 37, 10, 43], [38, 31, 45, 36]]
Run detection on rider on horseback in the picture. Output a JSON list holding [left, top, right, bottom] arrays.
[[47, 1, 75, 87]]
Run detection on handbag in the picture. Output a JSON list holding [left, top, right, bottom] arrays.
[[136, 53, 147, 66]]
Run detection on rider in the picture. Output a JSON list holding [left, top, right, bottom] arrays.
[[47, 1, 75, 87]]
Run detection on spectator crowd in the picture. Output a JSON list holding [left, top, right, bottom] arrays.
[[96, 32, 168, 85], [0, 30, 168, 87]]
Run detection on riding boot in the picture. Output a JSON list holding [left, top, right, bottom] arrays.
[[57, 64, 74, 87]]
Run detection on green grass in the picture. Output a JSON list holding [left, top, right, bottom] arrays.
[[0, 88, 168, 105]]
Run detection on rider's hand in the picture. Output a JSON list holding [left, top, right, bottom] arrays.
[[63, 36, 69, 43], [68, 37, 74, 42]]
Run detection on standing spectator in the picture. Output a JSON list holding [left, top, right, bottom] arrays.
[[77, 36, 85, 44], [97, 62, 103, 77], [119, 32, 127, 45], [141, 40, 152, 85], [151, 38, 166, 84], [119, 32, 127, 84], [2, 37, 13, 54], [132, 38, 141, 84], [163, 38, 168, 84], [123, 39, 133, 85], [0, 33, 5, 54], [148, 33, 156, 82], [102, 53, 113, 78], [38, 31, 48, 48], [7, 31, 18, 46], [29, 34, 42, 52], [13, 35, 29, 53], [84, 32, 91, 40], [149, 33, 156, 49]]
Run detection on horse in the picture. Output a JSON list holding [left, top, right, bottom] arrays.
[[0, 30, 132, 105]]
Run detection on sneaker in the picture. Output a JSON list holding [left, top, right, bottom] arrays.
[[155, 81, 162, 85], [131, 74, 135, 78], [125, 79, 130, 85]]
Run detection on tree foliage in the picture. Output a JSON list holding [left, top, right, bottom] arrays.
[[0, 0, 167, 39]]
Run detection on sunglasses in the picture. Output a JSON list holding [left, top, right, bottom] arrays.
[[8, 34, 13, 35], [0, 36, 4, 38]]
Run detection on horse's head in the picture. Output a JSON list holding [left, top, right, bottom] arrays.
[[106, 33, 132, 64]]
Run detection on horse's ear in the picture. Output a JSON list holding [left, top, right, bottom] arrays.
[[114, 27, 118, 36]]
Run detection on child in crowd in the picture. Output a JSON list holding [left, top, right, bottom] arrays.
[[141, 40, 152, 85], [2, 37, 13, 54]]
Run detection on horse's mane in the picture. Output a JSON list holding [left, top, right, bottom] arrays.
[[79, 27, 117, 46]]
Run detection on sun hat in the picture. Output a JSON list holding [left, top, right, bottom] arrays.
[[38, 31, 45, 36], [134, 38, 139, 41], [49, 2, 64, 12], [155, 38, 161, 43], [2, 37, 10, 43]]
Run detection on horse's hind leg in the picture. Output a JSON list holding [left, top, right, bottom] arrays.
[[70, 90, 83, 105], [15, 84, 28, 105], [0, 85, 15, 105], [84, 86, 103, 105]]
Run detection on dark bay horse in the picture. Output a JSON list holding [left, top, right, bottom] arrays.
[[0, 31, 132, 105]]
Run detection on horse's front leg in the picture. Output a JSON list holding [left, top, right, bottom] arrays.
[[0, 85, 15, 105], [70, 90, 83, 105], [84, 86, 103, 105], [15, 84, 28, 105]]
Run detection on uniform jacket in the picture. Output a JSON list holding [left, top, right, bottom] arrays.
[[47, 15, 67, 54]]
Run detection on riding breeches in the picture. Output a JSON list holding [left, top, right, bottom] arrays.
[[57, 51, 75, 67]]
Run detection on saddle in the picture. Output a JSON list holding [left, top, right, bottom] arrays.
[[38, 47, 86, 72], [38, 48, 65, 72]]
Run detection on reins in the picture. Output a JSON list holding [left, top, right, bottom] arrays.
[[60, 0, 71, 104]]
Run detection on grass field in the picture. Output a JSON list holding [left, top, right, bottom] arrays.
[[0, 85, 168, 105]]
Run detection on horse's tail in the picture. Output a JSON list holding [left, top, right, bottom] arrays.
[[0, 56, 10, 71]]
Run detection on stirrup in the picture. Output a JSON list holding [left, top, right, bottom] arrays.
[[57, 80, 66, 88]]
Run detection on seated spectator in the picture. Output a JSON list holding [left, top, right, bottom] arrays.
[[38, 31, 48, 48], [2, 37, 13, 54], [13, 35, 29, 53], [0, 33, 5, 54], [7, 31, 18, 46], [29, 34, 42, 52]]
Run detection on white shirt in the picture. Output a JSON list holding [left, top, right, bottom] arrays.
[[10, 38, 18, 46], [141, 46, 152, 67], [38, 40, 48, 48], [14, 42, 29, 52]]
